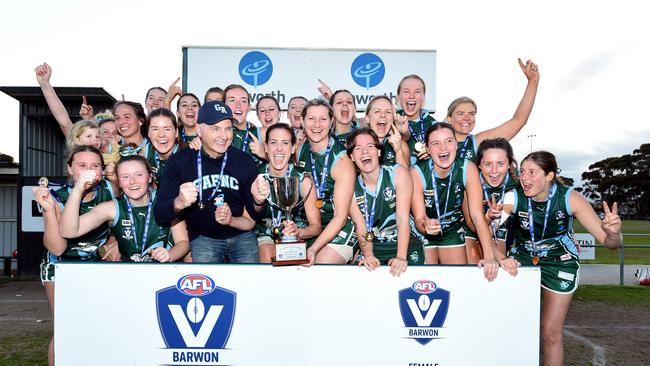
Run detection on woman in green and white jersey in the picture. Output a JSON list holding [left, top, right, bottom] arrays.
[[330, 90, 360, 146], [296, 99, 357, 264], [347, 128, 423, 277], [60, 155, 189, 263], [365, 96, 410, 167], [498, 151, 621, 366], [467, 138, 521, 257], [251, 124, 322, 263], [144, 108, 180, 187], [33, 145, 115, 366], [410, 123, 501, 281], [446, 59, 540, 263]]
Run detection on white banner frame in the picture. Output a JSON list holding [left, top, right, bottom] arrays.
[[56, 264, 540, 365], [182, 46, 437, 111]]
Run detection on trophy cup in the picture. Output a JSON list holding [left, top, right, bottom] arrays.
[[266, 174, 312, 266]]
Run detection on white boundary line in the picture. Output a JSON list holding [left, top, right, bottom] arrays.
[[564, 328, 606, 366]]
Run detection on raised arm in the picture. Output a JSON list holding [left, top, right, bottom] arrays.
[[35, 63, 74, 138], [33, 187, 67, 255], [59, 172, 114, 238], [570, 192, 622, 249], [476, 58, 540, 143]]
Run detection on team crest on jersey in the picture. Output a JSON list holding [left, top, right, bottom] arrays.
[[122, 228, 133, 240], [454, 183, 461, 194], [556, 211, 565, 220], [214, 194, 225, 207], [409, 251, 419, 263], [520, 218, 530, 230], [384, 187, 396, 201], [156, 274, 236, 365], [424, 197, 433, 207], [386, 151, 395, 161], [399, 280, 450, 345]]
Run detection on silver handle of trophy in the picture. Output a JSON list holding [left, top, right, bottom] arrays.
[[295, 173, 313, 209], [261, 173, 284, 211]]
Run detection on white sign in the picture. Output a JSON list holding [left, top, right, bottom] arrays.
[[183, 46, 437, 111], [56, 264, 540, 365], [21, 186, 44, 232], [575, 233, 596, 260]]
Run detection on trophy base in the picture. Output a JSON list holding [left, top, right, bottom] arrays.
[[271, 241, 309, 266]]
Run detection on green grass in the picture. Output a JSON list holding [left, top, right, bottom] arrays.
[[0, 331, 49, 366], [573, 285, 650, 305], [573, 220, 650, 264]]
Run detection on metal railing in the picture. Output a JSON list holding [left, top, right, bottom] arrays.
[[617, 234, 650, 285]]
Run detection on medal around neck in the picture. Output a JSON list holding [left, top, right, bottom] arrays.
[[263, 173, 313, 266]]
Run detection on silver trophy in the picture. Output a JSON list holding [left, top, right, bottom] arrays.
[[265, 174, 312, 265]]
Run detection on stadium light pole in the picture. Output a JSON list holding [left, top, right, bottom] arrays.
[[527, 134, 536, 153]]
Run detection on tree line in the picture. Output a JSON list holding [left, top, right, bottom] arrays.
[[575, 143, 650, 218]]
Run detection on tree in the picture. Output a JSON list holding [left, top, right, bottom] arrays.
[[580, 143, 650, 218]]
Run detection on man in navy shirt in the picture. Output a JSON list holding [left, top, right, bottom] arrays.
[[154, 101, 266, 263]]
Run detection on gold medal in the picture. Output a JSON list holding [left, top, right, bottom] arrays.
[[38, 177, 49, 188], [532, 256, 539, 265], [415, 142, 425, 154], [316, 199, 324, 209], [365, 232, 375, 242]]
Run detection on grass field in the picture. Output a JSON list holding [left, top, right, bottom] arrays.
[[573, 284, 650, 305], [573, 220, 650, 264]]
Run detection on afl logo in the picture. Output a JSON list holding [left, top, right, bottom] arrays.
[[412, 279, 437, 294], [350, 53, 385, 89], [239, 51, 273, 88], [176, 274, 215, 296]]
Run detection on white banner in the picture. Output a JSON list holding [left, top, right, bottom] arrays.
[[183, 46, 437, 111], [56, 264, 540, 366], [575, 233, 596, 260]]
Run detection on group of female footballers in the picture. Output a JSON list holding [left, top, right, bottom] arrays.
[[33, 58, 622, 366]]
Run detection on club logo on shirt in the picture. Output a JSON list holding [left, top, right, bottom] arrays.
[[122, 228, 133, 240], [556, 211, 565, 220], [384, 187, 396, 201], [399, 280, 450, 345]]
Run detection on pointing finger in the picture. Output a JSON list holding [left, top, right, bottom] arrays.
[[82, 96, 87, 105], [171, 77, 180, 86]]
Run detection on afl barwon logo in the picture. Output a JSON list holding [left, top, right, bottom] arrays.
[[350, 52, 385, 89], [239, 51, 273, 88], [399, 279, 450, 345], [156, 274, 236, 365]]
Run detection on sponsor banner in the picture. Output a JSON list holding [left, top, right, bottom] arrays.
[[183, 46, 437, 111], [55, 264, 540, 365], [575, 233, 596, 260]]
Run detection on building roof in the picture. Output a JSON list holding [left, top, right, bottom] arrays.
[[0, 86, 116, 104]]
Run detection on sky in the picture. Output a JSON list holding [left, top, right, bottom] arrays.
[[1, 0, 648, 187]]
